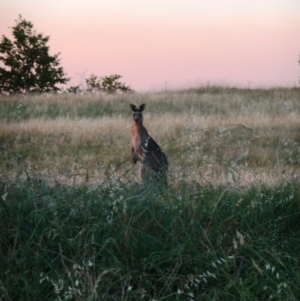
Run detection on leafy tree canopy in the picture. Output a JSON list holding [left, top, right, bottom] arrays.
[[0, 15, 69, 95], [85, 74, 133, 94]]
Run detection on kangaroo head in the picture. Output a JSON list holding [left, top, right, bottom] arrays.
[[130, 104, 145, 123]]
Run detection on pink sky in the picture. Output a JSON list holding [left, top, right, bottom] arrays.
[[1, 0, 300, 91]]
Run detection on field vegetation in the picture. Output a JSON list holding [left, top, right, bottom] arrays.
[[1, 87, 300, 300]]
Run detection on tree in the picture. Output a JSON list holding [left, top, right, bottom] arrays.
[[85, 74, 101, 92], [66, 85, 80, 94], [85, 74, 133, 94], [101, 74, 133, 94], [0, 15, 69, 95]]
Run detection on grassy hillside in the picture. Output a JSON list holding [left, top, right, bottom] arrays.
[[1, 87, 300, 300]]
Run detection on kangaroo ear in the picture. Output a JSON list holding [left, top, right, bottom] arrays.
[[130, 104, 137, 111], [139, 104, 145, 111]]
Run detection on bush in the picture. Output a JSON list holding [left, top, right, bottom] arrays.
[[85, 74, 133, 94]]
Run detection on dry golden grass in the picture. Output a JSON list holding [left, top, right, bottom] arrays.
[[0, 116, 130, 140], [1, 87, 299, 187]]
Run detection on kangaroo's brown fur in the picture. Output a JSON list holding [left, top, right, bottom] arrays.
[[130, 103, 168, 184]]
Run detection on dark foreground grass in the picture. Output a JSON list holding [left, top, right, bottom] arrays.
[[1, 176, 300, 301]]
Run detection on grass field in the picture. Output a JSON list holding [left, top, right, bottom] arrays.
[[1, 87, 300, 187], [1, 87, 300, 300]]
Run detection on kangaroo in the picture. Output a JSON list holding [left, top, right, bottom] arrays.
[[130, 103, 168, 185]]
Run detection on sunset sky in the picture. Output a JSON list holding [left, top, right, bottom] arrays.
[[1, 0, 299, 91]]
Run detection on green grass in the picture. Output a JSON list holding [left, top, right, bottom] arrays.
[[0, 87, 299, 121], [1, 87, 300, 300], [1, 178, 300, 300]]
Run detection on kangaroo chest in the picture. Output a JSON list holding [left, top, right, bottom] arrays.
[[131, 124, 148, 151]]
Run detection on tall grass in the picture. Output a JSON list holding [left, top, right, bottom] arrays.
[[1, 87, 300, 300], [0, 87, 299, 186], [1, 178, 300, 300]]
